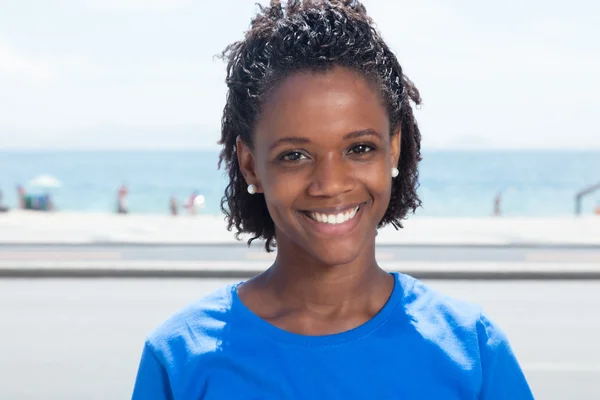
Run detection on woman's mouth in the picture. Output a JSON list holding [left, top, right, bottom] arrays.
[[304, 205, 360, 225], [299, 204, 365, 236]]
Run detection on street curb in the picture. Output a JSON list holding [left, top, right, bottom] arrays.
[[2, 268, 600, 280], [2, 261, 600, 280]]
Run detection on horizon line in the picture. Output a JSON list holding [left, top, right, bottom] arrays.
[[1, 147, 600, 152]]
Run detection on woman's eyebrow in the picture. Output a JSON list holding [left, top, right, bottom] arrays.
[[269, 137, 311, 151], [343, 129, 383, 141]]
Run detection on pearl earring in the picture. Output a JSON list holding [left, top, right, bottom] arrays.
[[247, 184, 257, 195], [391, 167, 399, 178]]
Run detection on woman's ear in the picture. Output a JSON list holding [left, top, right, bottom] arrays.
[[390, 128, 401, 168], [236, 136, 262, 193]]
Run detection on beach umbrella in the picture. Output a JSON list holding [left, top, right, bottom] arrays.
[[28, 174, 62, 189]]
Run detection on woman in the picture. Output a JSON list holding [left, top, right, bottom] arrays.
[[132, 1, 533, 398]]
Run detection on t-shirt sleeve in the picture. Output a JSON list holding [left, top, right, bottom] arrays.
[[131, 341, 174, 400], [477, 311, 534, 400]]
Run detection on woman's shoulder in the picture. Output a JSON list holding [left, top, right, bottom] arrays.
[[390, 274, 532, 397], [395, 272, 512, 362], [397, 273, 483, 325], [144, 283, 239, 360]]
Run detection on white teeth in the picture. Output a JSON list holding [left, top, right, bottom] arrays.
[[308, 206, 359, 225]]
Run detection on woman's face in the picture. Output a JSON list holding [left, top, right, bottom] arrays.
[[238, 66, 400, 266]]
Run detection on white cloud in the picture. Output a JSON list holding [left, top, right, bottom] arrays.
[[1, 0, 598, 149], [0, 35, 224, 148], [0, 39, 57, 85], [0, 38, 106, 85], [363, 0, 600, 150]]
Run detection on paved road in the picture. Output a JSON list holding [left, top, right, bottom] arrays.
[[2, 243, 600, 263], [0, 278, 599, 399], [2, 243, 600, 279]]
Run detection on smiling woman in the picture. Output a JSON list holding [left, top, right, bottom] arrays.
[[131, 1, 534, 399], [238, 67, 403, 266]]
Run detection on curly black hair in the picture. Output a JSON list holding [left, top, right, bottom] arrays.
[[218, 0, 422, 251]]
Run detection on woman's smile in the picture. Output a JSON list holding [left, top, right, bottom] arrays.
[[297, 202, 368, 237]]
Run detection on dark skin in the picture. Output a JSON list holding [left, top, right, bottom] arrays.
[[237, 66, 401, 336]]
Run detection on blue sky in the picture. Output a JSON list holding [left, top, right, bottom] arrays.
[[0, 0, 598, 150]]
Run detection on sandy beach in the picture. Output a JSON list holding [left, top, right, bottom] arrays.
[[1, 210, 599, 246]]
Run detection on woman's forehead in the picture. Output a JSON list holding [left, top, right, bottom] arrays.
[[255, 67, 389, 148]]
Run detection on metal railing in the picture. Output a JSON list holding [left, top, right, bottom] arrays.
[[575, 182, 600, 215]]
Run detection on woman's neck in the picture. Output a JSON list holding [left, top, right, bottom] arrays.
[[237, 236, 395, 335], [261, 237, 391, 311]]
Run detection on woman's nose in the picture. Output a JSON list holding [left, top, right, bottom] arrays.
[[306, 154, 355, 198]]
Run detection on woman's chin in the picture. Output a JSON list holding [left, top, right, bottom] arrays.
[[303, 241, 367, 268]]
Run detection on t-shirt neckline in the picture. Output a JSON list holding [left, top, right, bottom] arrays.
[[229, 272, 405, 347]]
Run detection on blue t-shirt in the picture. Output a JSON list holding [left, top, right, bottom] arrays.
[[132, 273, 534, 399]]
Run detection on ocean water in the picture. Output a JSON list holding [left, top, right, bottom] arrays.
[[0, 150, 599, 217]]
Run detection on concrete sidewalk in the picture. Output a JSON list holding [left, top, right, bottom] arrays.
[[2, 211, 600, 279], [2, 211, 600, 246]]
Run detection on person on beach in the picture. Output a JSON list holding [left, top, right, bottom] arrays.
[[16, 185, 54, 211], [169, 196, 179, 216], [117, 184, 128, 214], [0, 190, 8, 212], [41, 193, 55, 211], [132, 1, 533, 399], [183, 191, 206, 215], [16, 185, 26, 210], [493, 191, 502, 216], [184, 191, 199, 215]]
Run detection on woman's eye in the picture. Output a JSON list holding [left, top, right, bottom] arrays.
[[280, 151, 307, 162], [349, 144, 374, 154]]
